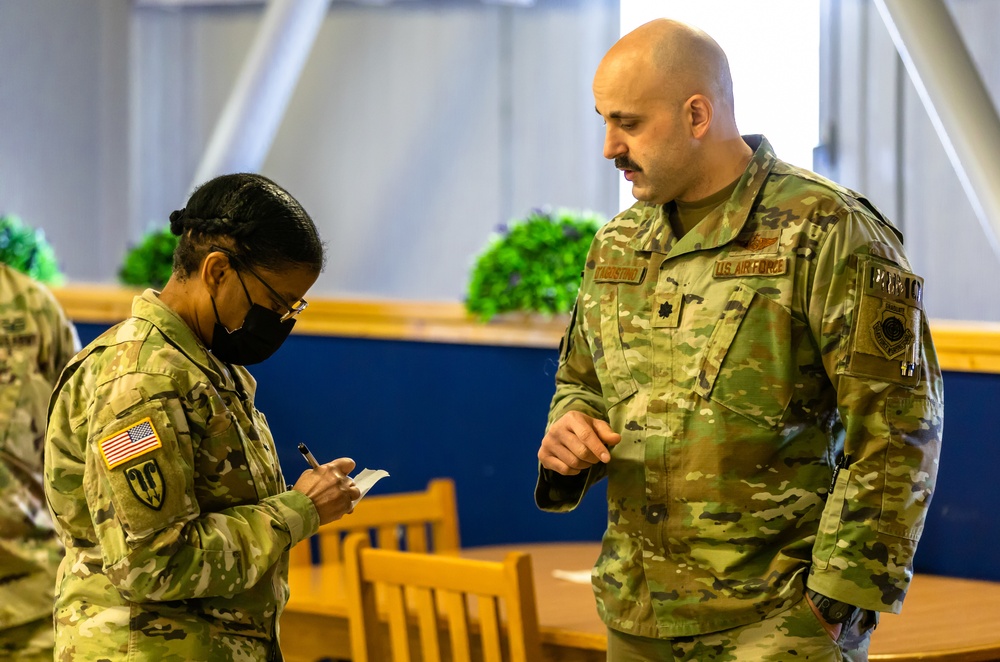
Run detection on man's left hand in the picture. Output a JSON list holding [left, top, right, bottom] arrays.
[[805, 592, 843, 641]]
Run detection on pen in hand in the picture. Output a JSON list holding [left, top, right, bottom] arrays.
[[298, 443, 321, 470], [299, 442, 350, 484]]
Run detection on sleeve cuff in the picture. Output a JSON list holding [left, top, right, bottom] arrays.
[[534, 464, 602, 512], [265, 490, 320, 547], [807, 564, 908, 614]]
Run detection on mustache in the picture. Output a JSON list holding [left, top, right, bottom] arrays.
[[614, 156, 641, 172]]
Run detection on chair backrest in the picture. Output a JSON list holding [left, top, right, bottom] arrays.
[[288, 477, 460, 566], [344, 533, 543, 662]]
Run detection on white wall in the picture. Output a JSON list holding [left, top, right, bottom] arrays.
[[0, 0, 131, 283], [2, 0, 618, 301]]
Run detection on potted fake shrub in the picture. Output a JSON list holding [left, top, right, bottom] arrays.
[[0, 214, 64, 285], [119, 226, 178, 289], [465, 208, 605, 322]]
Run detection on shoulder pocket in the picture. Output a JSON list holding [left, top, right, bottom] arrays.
[[878, 396, 942, 540], [595, 285, 638, 407], [90, 399, 197, 544]]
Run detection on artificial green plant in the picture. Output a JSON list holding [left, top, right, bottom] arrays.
[[119, 226, 178, 289], [465, 208, 605, 322], [0, 214, 64, 285]]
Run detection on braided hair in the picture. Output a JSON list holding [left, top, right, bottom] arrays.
[[170, 173, 325, 278]]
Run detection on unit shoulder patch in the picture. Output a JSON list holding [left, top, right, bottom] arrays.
[[845, 256, 923, 385], [125, 459, 166, 510]]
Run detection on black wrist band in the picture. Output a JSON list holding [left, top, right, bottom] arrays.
[[807, 588, 859, 624]]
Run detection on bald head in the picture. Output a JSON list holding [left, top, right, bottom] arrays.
[[601, 19, 736, 124], [593, 19, 752, 204]]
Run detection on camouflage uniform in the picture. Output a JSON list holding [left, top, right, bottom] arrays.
[[536, 137, 943, 651], [0, 264, 78, 660], [45, 289, 319, 661]]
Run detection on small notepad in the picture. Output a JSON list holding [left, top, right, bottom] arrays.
[[351, 468, 390, 507], [552, 569, 593, 584]]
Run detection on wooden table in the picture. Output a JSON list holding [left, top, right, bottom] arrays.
[[280, 542, 1000, 662]]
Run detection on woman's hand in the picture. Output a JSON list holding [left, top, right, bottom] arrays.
[[292, 457, 362, 525]]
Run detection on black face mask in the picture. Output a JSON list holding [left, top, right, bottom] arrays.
[[210, 272, 295, 366]]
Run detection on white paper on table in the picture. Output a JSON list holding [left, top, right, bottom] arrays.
[[552, 569, 593, 585], [351, 468, 390, 507]]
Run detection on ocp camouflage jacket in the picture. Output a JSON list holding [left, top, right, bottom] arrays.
[[45, 290, 318, 661], [536, 136, 943, 639]]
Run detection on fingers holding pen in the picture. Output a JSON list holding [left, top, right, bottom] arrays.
[[292, 456, 362, 525], [327, 457, 358, 486]]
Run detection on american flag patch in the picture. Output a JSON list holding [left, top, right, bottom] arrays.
[[99, 418, 163, 470]]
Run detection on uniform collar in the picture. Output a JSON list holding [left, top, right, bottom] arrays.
[[629, 135, 777, 256], [131, 289, 243, 392]]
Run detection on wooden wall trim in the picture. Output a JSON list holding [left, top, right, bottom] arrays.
[[51, 284, 568, 349], [52, 285, 1000, 371]]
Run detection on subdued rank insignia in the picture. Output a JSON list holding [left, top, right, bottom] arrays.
[[713, 257, 787, 278], [594, 265, 646, 284], [652, 292, 683, 328], [125, 459, 166, 510], [847, 256, 923, 385], [0, 316, 27, 334]]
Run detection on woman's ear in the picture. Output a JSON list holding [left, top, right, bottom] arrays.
[[200, 250, 230, 298]]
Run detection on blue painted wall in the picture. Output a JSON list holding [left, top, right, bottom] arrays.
[[74, 323, 995, 581]]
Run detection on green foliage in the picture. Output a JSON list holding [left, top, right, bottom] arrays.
[[466, 208, 605, 321], [119, 226, 178, 289], [0, 214, 64, 285]]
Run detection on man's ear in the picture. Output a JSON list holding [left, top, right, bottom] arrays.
[[200, 250, 230, 298], [686, 94, 714, 139]]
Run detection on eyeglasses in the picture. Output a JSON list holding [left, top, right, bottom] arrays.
[[209, 246, 308, 322]]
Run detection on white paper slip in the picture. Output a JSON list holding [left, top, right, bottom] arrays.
[[351, 468, 390, 507], [552, 569, 593, 585]]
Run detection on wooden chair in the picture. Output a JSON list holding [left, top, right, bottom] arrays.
[[343, 532, 543, 662], [289, 477, 460, 566]]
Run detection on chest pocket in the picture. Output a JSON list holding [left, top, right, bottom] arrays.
[[196, 391, 284, 510], [594, 285, 639, 407], [693, 283, 796, 429]]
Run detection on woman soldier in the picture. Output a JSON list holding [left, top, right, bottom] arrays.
[[44, 173, 359, 660]]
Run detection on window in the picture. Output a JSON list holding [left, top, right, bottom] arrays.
[[618, 1, 820, 210]]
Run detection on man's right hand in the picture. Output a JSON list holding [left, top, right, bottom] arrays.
[[538, 411, 622, 476], [292, 457, 362, 525]]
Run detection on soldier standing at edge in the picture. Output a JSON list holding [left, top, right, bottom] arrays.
[[0, 264, 78, 660], [45, 173, 360, 660], [535, 19, 943, 661]]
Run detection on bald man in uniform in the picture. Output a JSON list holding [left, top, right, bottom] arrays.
[[535, 19, 942, 661]]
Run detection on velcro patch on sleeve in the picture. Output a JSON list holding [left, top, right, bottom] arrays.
[[845, 256, 923, 386], [95, 402, 196, 542]]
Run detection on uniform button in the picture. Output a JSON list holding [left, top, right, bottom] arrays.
[[644, 504, 667, 524]]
